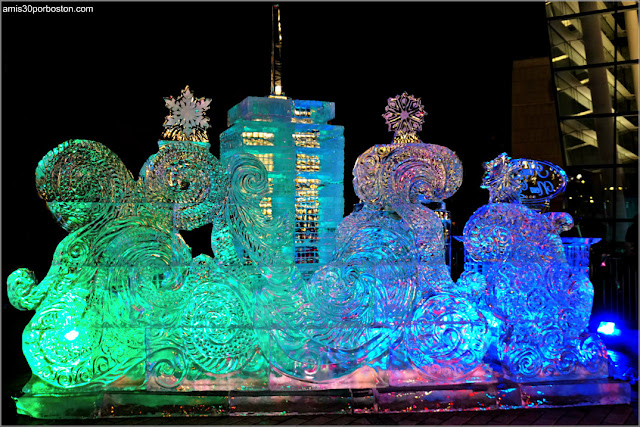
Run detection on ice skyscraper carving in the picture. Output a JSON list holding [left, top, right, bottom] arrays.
[[219, 5, 345, 280]]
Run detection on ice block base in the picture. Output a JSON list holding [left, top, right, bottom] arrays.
[[14, 377, 631, 419]]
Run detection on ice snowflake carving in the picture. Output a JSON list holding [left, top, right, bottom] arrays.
[[382, 92, 426, 144], [481, 153, 568, 212], [163, 86, 212, 142], [481, 152, 526, 204]]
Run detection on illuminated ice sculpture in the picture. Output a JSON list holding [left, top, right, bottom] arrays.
[[7, 89, 621, 418], [247, 93, 492, 386], [458, 153, 609, 381], [7, 87, 269, 393], [219, 4, 344, 282], [7, 90, 491, 397], [347, 93, 490, 384]]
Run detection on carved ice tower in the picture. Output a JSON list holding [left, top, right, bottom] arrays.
[[220, 5, 345, 280]]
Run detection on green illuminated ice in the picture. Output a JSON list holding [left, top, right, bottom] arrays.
[[220, 96, 345, 280], [7, 88, 269, 391]]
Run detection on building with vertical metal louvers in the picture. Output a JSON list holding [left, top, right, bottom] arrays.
[[545, 1, 638, 243]]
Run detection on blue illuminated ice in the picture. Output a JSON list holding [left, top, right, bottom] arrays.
[[458, 153, 609, 381]]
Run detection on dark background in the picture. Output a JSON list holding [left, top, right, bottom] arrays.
[[1, 2, 549, 422]]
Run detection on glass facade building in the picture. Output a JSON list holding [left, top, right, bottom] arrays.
[[545, 1, 638, 244]]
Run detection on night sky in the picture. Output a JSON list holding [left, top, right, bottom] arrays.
[[1, 2, 550, 413]]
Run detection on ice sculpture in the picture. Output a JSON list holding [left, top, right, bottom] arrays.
[[7, 89, 492, 396], [7, 140, 146, 388], [218, 4, 344, 282], [6, 87, 264, 393], [356, 93, 489, 383], [458, 153, 609, 381], [220, 96, 345, 281], [6, 88, 629, 418], [246, 92, 491, 385]]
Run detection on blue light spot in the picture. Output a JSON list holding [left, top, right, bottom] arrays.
[[597, 321, 620, 336]]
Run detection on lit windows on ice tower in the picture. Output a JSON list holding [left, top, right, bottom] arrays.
[[219, 6, 344, 279]]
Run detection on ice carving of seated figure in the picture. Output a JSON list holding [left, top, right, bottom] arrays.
[[323, 93, 490, 383], [459, 153, 608, 381], [238, 94, 490, 385]]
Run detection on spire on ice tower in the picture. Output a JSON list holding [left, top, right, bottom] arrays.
[[270, 4, 286, 98]]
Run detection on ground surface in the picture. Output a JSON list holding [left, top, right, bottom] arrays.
[[9, 403, 639, 425]]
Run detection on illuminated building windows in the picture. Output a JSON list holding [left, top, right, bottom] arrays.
[[295, 222, 318, 242], [296, 153, 320, 172], [293, 106, 313, 124], [260, 178, 274, 218], [260, 197, 273, 217], [295, 207, 319, 242], [242, 132, 275, 146], [293, 130, 320, 148], [254, 153, 274, 172], [295, 177, 319, 244], [294, 246, 319, 264], [293, 106, 312, 117], [295, 177, 320, 197], [545, 1, 638, 242]]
